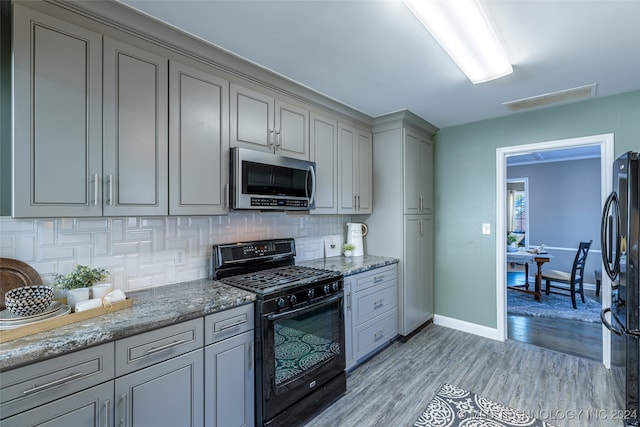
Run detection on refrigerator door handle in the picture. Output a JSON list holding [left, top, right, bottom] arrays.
[[600, 191, 621, 281], [600, 307, 625, 336]]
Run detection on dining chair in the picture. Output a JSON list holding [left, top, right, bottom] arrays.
[[542, 241, 592, 309]]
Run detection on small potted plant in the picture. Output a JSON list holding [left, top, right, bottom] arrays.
[[342, 243, 355, 257], [53, 265, 109, 310]]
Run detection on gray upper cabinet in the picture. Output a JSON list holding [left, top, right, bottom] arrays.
[[338, 123, 372, 214], [310, 112, 339, 214], [230, 83, 309, 160], [169, 61, 230, 215], [103, 37, 169, 216], [403, 129, 433, 215], [12, 5, 103, 218]]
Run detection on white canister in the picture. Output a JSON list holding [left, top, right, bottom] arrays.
[[92, 283, 114, 299], [66, 287, 90, 311]]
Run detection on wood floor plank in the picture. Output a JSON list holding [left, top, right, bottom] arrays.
[[304, 324, 625, 427]]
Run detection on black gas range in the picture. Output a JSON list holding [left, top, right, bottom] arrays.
[[211, 238, 346, 427]]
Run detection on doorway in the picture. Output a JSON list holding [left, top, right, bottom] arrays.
[[496, 134, 614, 367]]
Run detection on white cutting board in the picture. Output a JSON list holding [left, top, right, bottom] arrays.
[[323, 235, 343, 258]]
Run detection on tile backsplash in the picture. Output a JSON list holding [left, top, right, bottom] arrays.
[[0, 212, 350, 292]]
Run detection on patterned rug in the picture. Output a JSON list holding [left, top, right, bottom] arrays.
[[507, 287, 601, 323], [414, 383, 554, 427]]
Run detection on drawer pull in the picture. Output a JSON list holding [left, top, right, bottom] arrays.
[[119, 393, 128, 427], [373, 275, 384, 284], [374, 331, 384, 340], [104, 399, 111, 427], [23, 371, 86, 395], [373, 299, 384, 308], [145, 339, 186, 355], [216, 318, 247, 332]]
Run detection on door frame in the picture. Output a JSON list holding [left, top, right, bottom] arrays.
[[495, 133, 615, 367]]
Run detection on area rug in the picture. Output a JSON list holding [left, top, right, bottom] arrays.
[[507, 286, 601, 323], [414, 383, 554, 427]]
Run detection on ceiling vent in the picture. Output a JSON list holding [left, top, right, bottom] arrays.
[[503, 83, 597, 112]]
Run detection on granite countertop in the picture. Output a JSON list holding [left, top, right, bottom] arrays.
[[0, 255, 397, 371], [298, 254, 399, 276], [0, 279, 255, 371]]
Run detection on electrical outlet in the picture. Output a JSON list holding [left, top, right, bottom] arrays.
[[482, 223, 491, 235], [174, 249, 185, 266]]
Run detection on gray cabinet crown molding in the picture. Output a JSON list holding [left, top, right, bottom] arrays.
[[38, 0, 372, 128], [372, 109, 438, 137]]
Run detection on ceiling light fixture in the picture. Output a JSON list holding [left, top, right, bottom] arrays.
[[403, 0, 512, 84]]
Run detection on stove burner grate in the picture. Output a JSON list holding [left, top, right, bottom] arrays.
[[218, 265, 336, 293]]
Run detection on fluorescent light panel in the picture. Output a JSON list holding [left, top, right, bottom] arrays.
[[404, 0, 512, 84]]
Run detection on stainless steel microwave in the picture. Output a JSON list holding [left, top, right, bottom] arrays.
[[230, 147, 316, 210]]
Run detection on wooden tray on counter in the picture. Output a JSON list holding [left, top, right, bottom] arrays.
[[0, 298, 133, 343]]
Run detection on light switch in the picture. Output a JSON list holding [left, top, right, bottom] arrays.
[[482, 223, 491, 235]]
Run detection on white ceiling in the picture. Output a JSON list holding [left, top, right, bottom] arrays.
[[118, 0, 640, 129]]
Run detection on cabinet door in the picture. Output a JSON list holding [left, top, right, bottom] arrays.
[[356, 129, 373, 213], [421, 137, 434, 212], [275, 99, 309, 160], [343, 279, 354, 370], [103, 37, 168, 216], [115, 349, 204, 427], [403, 130, 422, 214], [1, 382, 113, 427], [403, 215, 433, 335], [230, 83, 274, 153], [12, 5, 102, 217], [169, 61, 229, 215], [337, 123, 357, 213], [204, 331, 254, 427], [310, 112, 338, 214]]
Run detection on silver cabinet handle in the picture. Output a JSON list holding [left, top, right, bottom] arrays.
[[145, 339, 186, 355], [107, 174, 114, 206], [347, 292, 352, 310], [275, 129, 281, 148], [217, 319, 247, 332], [373, 299, 384, 308], [92, 173, 99, 206], [268, 128, 275, 148], [23, 371, 86, 395], [373, 275, 384, 284], [104, 399, 110, 427], [357, 195, 361, 210], [420, 195, 423, 211], [119, 393, 128, 427], [248, 342, 254, 371], [374, 331, 384, 340]]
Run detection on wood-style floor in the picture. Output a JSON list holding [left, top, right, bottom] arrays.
[[304, 323, 625, 427]]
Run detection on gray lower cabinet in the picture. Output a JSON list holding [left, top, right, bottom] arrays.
[[1, 382, 114, 427], [344, 264, 398, 370], [0, 342, 115, 426], [204, 304, 255, 427], [114, 318, 204, 427], [114, 349, 204, 427]]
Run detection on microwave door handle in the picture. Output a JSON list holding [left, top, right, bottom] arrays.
[[307, 164, 316, 205]]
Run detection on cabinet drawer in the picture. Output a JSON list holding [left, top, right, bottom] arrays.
[[204, 303, 254, 346], [355, 308, 398, 361], [354, 264, 397, 292], [354, 281, 397, 326], [0, 342, 114, 419], [115, 318, 203, 376]]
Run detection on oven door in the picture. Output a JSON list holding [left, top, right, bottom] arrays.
[[261, 291, 345, 421]]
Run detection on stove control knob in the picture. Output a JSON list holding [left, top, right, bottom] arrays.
[[289, 294, 298, 305], [332, 282, 339, 292], [323, 284, 330, 294], [307, 289, 315, 299], [277, 297, 286, 308]]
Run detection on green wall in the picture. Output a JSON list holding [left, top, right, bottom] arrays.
[[433, 90, 640, 328]]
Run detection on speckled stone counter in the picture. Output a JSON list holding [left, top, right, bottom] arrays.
[[0, 279, 255, 371], [298, 255, 399, 277]]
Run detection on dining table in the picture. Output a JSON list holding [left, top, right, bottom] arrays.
[[507, 250, 554, 302]]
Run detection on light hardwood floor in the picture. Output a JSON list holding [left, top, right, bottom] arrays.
[[304, 323, 625, 427]]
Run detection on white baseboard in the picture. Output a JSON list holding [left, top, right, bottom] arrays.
[[433, 314, 504, 342]]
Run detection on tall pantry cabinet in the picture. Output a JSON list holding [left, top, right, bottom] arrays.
[[365, 111, 437, 336]]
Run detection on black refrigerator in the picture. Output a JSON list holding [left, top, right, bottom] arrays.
[[601, 151, 640, 426]]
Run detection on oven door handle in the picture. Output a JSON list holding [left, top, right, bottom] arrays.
[[267, 292, 342, 321]]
